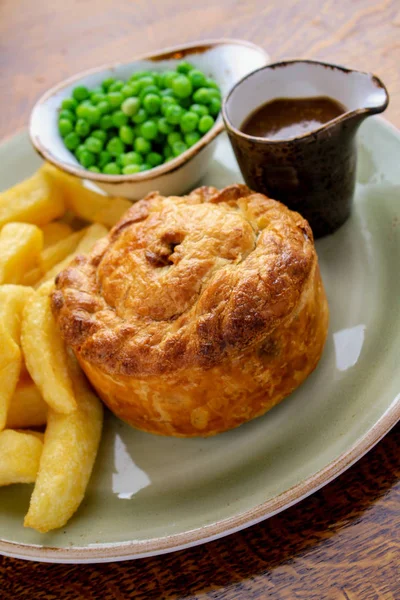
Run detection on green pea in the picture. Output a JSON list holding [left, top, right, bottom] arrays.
[[137, 76, 155, 90], [100, 115, 114, 130], [140, 120, 158, 140], [161, 96, 177, 115], [59, 119, 73, 137], [86, 105, 101, 125], [99, 150, 112, 168], [160, 88, 174, 97], [139, 163, 151, 172], [190, 103, 209, 117], [61, 98, 78, 111], [176, 61, 194, 74], [120, 151, 143, 166], [171, 75, 192, 99], [122, 164, 141, 175], [59, 109, 75, 122], [85, 137, 103, 153], [91, 86, 103, 95], [75, 118, 91, 137], [209, 87, 221, 98], [108, 81, 124, 92], [97, 100, 112, 115], [162, 71, 178, 89], [132, 108, 148, 124], [106, 137, 125, 156], [153, 72, 163, 87], [88, 166, 100, 173], [198, 115, 214, 133], [91, 92, 107, 105], [172, 141, 188, 157], [72, 86, 89, 102], [139, 85, 160, 101], [157, 117, 173, 135], [146, 152, 163, 167], [165, 104, 183, 125], [127, 80, 141, 96], [119, 125, 135, 145], [102, 78, 116, 91], [76, 104, 99, 124], [164, 145, 172, 158], [134, 137, 151, 154], [188, 69, 207, 89], [103, 162, 121, 174], [193, 87, 213, 105], [91, 129, 107, 142], [129, 70, 151, 81], [167, 131, 182, 147], [122, 97, 140, 116], [64, 132, 80, 151], [164, 156, 174, 163], [180, 111, 199, 133], [143, 94, 161, 115], [76, 104, 88, 119], [206, 78, 219, 90], [209, 98, 221, 116], [121, 84, 134, 98], [184, 131, 201, 147], [112, 111, 128, 127], [107, 92, 124, 108], [116, 154, 125, 168], [75, 144, 86, 159], [78, 149, 96, 168]]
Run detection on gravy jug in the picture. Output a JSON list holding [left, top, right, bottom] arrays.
[[223, 60, 389, 237]]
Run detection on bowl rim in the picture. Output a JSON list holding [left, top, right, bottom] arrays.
[[222, 58, 390, 144], [29, 38, 269, 185]]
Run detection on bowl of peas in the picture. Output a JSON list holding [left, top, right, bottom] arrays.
[[30, 40, 269, 199]]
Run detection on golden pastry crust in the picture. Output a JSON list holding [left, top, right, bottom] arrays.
[[51, 184, 329, 437]]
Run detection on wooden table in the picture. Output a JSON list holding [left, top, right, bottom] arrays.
[[1, 0, 399, 597]]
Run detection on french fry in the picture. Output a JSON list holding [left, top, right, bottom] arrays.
[[41, 221, 73, 248], [42, 163, 131, 227], [0, 223, 43, 284], [22, 229, 85, 286], [20, 267, 42, 287], [0, 169, 64, 228], [86, 196, 132, 228], [0, 285, 33, 430], [6, 377, 47, 429], [0, 429, 44, 486], [71, 223, 108, 254], [24, 358, 103, 533], [0, 285, 33, 341], [21, 286, 77, 414], [0, 327, 21, 431], [39, 223, 108, 284], [41, 229, 85, 270]]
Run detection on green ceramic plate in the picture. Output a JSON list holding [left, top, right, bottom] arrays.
[[0, 119, 399, 563]]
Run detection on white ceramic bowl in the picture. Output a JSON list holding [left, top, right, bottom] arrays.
[[30, 39, 269, 200]]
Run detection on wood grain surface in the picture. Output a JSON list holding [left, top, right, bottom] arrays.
[[0, 0, 399, 598]]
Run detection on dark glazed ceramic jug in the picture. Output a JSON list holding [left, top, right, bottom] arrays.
[[222, 60, 389, 238]]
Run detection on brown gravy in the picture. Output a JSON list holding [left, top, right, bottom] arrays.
[[241, 96, 346, 140]]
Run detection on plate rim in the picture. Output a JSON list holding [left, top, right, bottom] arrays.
[[0, 120, 399, 563]]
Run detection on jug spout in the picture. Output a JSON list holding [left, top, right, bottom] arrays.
[[336, 67, 389, 119]]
